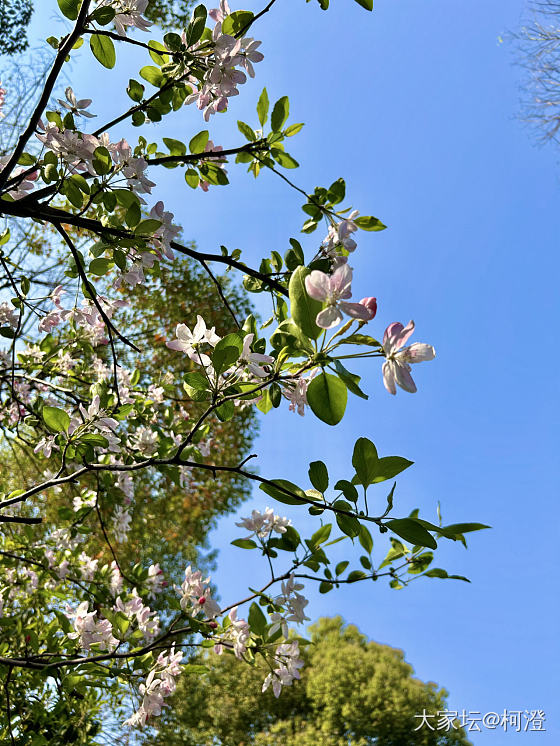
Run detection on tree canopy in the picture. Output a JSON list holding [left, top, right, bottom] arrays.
[[147, 616, 472, 746]]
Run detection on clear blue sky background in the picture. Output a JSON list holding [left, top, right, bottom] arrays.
[[20, 0, 560, 742]]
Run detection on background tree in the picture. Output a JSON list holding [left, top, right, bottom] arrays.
[[511, 0, 560, 146], [147, 616, 472, 746]]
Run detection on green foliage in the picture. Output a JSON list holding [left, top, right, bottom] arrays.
[[146, 617, 472, 746]]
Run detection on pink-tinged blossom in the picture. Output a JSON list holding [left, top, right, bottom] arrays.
[[57, 86, 96, 118], [281, 372, 314, 416], [305, 264, 371, 329], [36, 122, 100, 174], [73, 489, 97, 512], [322, 210, 359, 255], [381, 320, 435, 395], [145, 563, 166, 598], [236, 507, 291, 540], [97, 0, 152, 37], [166, 316, 221, 366], [111, 138, 155, 193], [359, 296, 377, 320], [114, 590, 160, 641], [240, 333, 274, 377], [262, 641, 304, 697], [33, 435, 59, 458], [149, 201, 180, 259], [214, 607, 250, 659], [270, 575, 310, 637], [112, 506, 132, 542], [179, 565, 220, 618], [0, 301, 19, 330], [124, 646, 182, 728], [0, 156, 39, 199], [67, 601, 118, 651]]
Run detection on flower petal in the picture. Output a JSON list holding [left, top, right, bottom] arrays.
[[382, 360, 397, 395], [305, 271, 329, 301], [393, 361, 417, 393], [400, 343, 436, 363], [339, 301, 372, 321], [316, 305, 343, 329]]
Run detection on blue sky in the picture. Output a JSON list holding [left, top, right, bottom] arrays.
[[20, 0, 560, 742]]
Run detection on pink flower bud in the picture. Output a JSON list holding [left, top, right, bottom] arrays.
[[209, 620, 218, 629], [198, 596, 206, 605], [359, 297, 377, 320]]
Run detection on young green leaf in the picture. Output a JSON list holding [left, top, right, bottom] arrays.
[[307, 372, 347, 426], [257, 88, 269, 126], [352, 437, 378, 487], [271, 96, 289, 132], [43, 406, 70, 433], [386, 518, 437, 550], [288, 266, 322, 340], [308, 460, 328, 492], [90, 34, 116, 69]]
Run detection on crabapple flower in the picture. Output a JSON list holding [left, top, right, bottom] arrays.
[[166, 316, 221, 366], [359, 296, 377, 320], [305, 264, 372, 329], [382, 320, 435, 395], [236, 507, 291, 539], [57, 87, 96, 118], [281, 371, 314, 416], [145, 564, 166, 598], [323, 210, 359, 255], [112, 506, 132, 542], [262, 641, 304, 697], [98, 0, 152, 37], [149, 201, 180, 259], [214, 607, 250, 658], [67, 602, 118, 651], [240, 333, 274, 377], [179, 565, 221, 618], [0, 157, 38, 199], [33, 435, 59, 458], [124, 646, 182, 728]]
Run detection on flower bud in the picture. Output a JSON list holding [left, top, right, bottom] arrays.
[[359, 297, 377, 320], [208, 620, 218, 629], [198, 596, 206, 605]]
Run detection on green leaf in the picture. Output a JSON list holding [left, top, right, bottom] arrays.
[[308, 460, 328, 492], [237, 120, 256, 141], [134, 219, 162, 235], [221, 10, 254, 36], [352, 437, 378, 487], [440, 522, 491, 535], [216, 400, 235, 421], [127, 79, 145, 102], [248, 602, 267, 636], [185, 169, 200, 189], [371, 456, 413, 483], [288, 266, 322, 340], [271, 96, 289, 132], [386, 518, 437, 550], [353, 0, 373, 9], [92, 146, 112, 175], [285, 122, 304, 137], [347, 570, 367, 582], [334, 479, 359, 503], [309, 523, 331, 548], [89, 258, 111, 276], [90, 34, 116, 69], [212, 333, 243, 375], [259, 479, 307, 506], [43, 406, 70, 433], [335, 561, 349, 576], [185, 4, 208, 46], [257, 87, 269, 126], [272, 150, 299, 169], [333, 360, 368, 399], [307, 372, 347, 426], [57, 0, 80, 21], [231, 538, 257, 549], [140, 66, 165, 87], [354, 215, 386, 231], [163, 137, 186, 156], [189, 130, 209, 153], [358, 524, 373, 554], [339, 333, 381, 347]]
